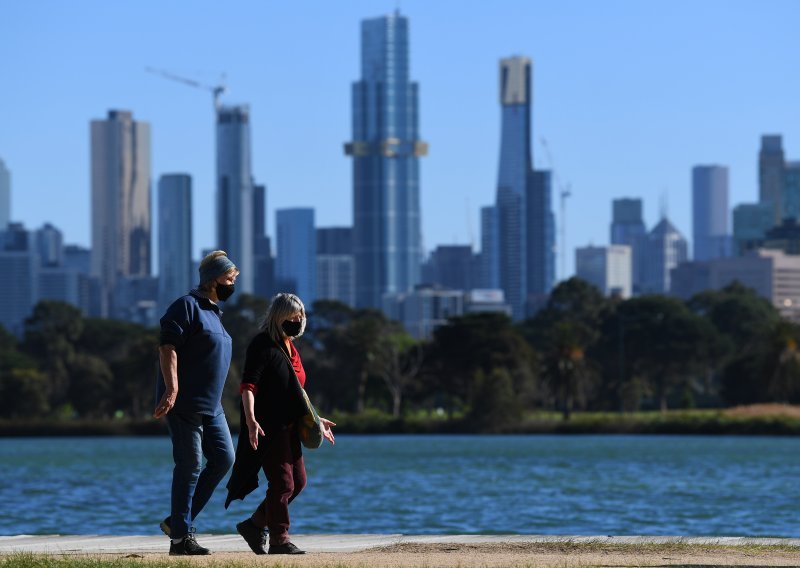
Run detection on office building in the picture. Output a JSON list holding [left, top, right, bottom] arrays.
[[692, 165, 730, 261], [0, 223, 38, 335], [479, 206, 499, 289], [317, 227, 354, 307], [733, 203, 773, 256], [641, 218, 688, 294], [90, 110, 151, 316], [611, 198, 647, 293], [252, 183, 274, 300], [383, 285, 464, 339], [784, 162, 800, 221], [575, 245, 632, 298], [428, 245, 474, 291], [158, 174, 192, 309], [276, 208, 316, 306], [759, 135, 785, 224], [217, 105, 254, 293], [345, 12, 427, 309], [492, 56, 554, 318], [0, 158, 9, 229], [671, 249, 800, 321]]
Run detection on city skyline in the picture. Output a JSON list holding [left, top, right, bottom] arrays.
[[2, 1, 799, 277]]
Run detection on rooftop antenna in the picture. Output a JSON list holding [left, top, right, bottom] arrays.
[[145, 67, 227, 112]]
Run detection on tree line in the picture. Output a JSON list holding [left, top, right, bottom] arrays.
[[2, 279, 799, 428]]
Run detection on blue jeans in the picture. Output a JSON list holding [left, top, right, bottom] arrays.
[[166, 410, 234, 539]]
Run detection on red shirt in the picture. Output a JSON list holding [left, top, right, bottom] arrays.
[[288, 341, 306, 388], [240, 340, 306, 394]]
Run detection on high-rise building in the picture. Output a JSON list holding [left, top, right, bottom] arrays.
[[692, 165, 731, 261], [0, 223, 38, 335], [217, 105, 254, 293], [158, 174, 192, 309], [479, 206, 499, 289], [345, 12, 427, 309], [783, 162, 800, 221], [610, 198, 647, 294], [276, 208, 316, 306], [35, 223, 63, 268], [759, 135, 785, 225], [0, 158, 10, 229], [428, 245, 474, 291], [252, 183, 274, 300], [492, 56, 554, 319], [641, 217, 688, 294], [733, 202, 773, 256], [90, 110, 151, 316], [317, 227, 354, 307], [575, 245, 632, 298]]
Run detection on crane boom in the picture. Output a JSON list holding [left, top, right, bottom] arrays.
[[145, 67, 226, 111]]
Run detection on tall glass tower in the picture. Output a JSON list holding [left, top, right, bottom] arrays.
[[692, 165, 730, 261], [759, 135, 785, 225], [158, 174, 192, 309], [493, 56, 553, 318], [276, 208, 316, 307], [217, 105, 253, 293], [0, 158, 9, 230], [90, 110, 151, 314], [346, 12, 427, 309]]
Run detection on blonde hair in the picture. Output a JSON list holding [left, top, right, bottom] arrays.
[[260, 293, 306, 344], [198, 250, 240, 291]]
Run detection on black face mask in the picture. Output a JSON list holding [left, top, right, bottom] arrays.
[[281, 319, 303, 337], [216, 283, 235, 302]]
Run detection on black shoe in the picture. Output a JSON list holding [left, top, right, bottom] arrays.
[[159, 516, 171, 537], [169, 533, 210, 555], [268, 542, 305, 555], [236, 519, 267, 555]]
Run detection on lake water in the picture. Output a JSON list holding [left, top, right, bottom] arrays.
[[1, 434, 798, 537]]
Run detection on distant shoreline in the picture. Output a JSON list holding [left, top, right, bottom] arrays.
[[3, 405, 800, 437]]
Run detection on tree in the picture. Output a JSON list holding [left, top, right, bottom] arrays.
[[22, 301, 85, 410], [468, 368, 522, 432], [370, 329, 422, 417], [67, 353, 114, 418], [614, 296, 717, 412]]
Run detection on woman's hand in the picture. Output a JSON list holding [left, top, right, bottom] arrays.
[[320, 417, 336, 445], [247, 418, 265, 450]]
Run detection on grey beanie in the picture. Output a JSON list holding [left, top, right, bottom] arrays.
[[199, 252, 236, 284]]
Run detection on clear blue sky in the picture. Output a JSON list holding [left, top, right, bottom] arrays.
[[2, 0, 798, 278]]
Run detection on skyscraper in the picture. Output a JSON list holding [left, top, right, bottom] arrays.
[[158, 174, 192, 309], [317, 227, 355, 306], [733, 203, 773, 256], [492, 56, 554, 318], [641, 217, 688, 294], [783, 162, 800, 221], [759, 135, 785, 225], [217, 105, 254, 293], [276, 208, 316, 306], [252, 183, 274, 299], [479, 205, 499, 289], [90, 110, 151, 315], [692, 165, 730, 261], [346, 12, 427, 309], [610, 198, 647, 294], [575, 245, 632, 299], [0, 158, 9, 229]]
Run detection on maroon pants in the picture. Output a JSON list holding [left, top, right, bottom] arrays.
[[250, 426, 306, 545]]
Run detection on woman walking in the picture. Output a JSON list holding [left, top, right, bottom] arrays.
[[226, 293, 335, 555], [154, 250, 239, 555]]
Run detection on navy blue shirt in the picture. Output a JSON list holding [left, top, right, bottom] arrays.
[[156, 290, 232, 415]]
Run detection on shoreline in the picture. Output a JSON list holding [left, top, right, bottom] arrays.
[[4, 535, 800, 567]]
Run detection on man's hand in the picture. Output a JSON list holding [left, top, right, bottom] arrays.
[[153, 389, 177, 419]]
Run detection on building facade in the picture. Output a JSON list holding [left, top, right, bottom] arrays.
[[692, 165, 730, 261], [733, 202, 773, 256], [493, 56, 554, 319], [157, 174, 192, 310], [575, 245, 632, 298], [641, 218, 689, 294], [90, 110, 151, 317], [0, 158, 9, 230], [276, 208, 316, 306], [346, 12, 427, 309], [759, 135, 785, 225], [317, 227, 355, 307], [610, 197, 647, 294], [217, 105, 254, 293]]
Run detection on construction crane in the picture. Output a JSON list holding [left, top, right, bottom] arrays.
[[540, 138, 572, 282], [145, 67, 226, 111]]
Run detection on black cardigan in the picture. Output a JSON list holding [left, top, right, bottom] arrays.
[[225, 333, 306, 508]]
